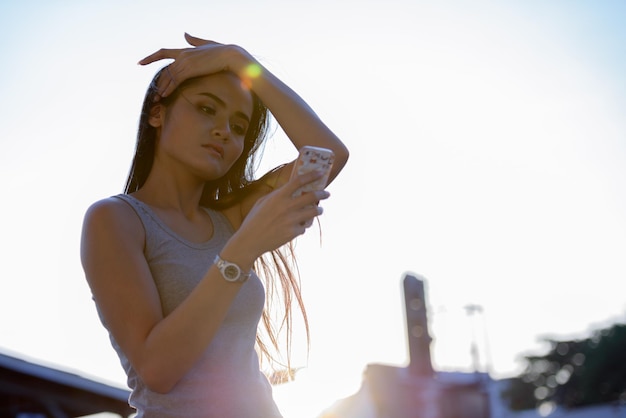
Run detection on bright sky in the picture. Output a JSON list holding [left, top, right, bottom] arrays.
[[1, 1, 625, 417]]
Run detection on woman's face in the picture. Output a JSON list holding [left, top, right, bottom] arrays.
[[152, 72, 254, 182]]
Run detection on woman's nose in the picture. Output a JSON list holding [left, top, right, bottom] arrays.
[[211, 120, 230, 140]]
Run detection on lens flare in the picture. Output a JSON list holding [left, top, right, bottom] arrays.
[[241, 63, 262, 89], [245, 63, 262, 78]]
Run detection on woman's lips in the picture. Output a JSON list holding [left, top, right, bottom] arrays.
[[202, 143, 224, 158]]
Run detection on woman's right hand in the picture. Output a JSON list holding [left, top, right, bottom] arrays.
[[229, 170, 330, 262]]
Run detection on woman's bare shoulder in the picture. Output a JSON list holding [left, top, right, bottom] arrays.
[[82, 196, 145, 248], [84, 195, 122, 211]]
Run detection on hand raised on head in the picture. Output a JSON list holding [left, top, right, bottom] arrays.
[[138, 33, 253, 98]]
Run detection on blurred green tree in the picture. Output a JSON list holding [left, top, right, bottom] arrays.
[[501, 323, 626, 410]]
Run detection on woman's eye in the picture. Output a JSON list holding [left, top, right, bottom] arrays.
[[200, 106, 216, 115], [231, 123, 247, 136]]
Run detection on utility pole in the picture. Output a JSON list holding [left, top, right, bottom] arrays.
[[464, 304, 493, 376], [464, 304, 483, 373]]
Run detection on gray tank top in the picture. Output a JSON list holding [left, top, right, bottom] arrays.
[[99, 194, 282, 417]]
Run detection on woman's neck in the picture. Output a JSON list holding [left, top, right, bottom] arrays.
[[133, 165, 206, 218]]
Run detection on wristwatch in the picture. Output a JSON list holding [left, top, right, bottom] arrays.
[[214, 255, 251, 283]]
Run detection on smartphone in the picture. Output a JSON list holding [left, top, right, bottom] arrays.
[[290, 146, 335, 197]]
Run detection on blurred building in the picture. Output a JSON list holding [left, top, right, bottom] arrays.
[[321, 274, 493, 418], [364, 363, 492, 418], [365, 274, 492, 418], [0, 350, 132, 417]]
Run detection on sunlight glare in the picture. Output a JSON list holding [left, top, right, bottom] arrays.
[[273, 367, 364, 418]]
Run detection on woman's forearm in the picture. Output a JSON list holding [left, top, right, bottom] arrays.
[[239, 56, 349, 180]]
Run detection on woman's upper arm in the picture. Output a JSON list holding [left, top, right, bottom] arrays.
[[80, 197, 163, 367]]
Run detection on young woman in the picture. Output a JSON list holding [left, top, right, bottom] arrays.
[[80, 33, 348, 417]]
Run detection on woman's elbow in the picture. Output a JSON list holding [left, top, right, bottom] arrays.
[[138, 364, 180, 394], [336, 145, 349, 168], [330, 145, 349, 180]]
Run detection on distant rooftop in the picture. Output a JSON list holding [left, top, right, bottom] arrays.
[[0, 349, 133, 417]]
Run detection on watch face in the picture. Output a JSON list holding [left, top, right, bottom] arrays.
[[224, 264, 240, 281]]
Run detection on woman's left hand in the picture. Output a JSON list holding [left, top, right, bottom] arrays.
[[138, 33, 254, 98]]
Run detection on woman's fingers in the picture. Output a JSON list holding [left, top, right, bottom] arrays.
[[159, 65, 181, 98], [184, 32, 215, 47], [138, 34, 246, 98], [300, 189, 330, 207], [282, 171, 330, 229], [284, 169, 327, 197], [290, 187, 329, 230], [137, 48, 182, 66], [137, 47, 186, 98]]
